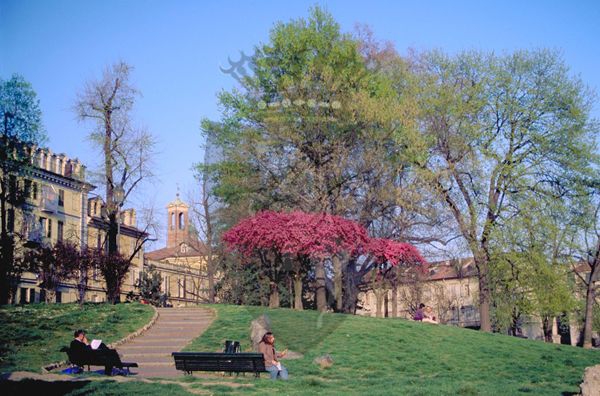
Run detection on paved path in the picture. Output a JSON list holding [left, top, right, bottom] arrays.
[[118, 307, 214, 378]]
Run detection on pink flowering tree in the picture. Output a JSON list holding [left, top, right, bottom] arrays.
[[223, 210, 369, 310], [364, 238, 427, 317]]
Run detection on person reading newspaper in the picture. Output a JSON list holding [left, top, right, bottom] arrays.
[[70, 329, 120, 375]]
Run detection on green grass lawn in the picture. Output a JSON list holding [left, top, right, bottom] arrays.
[[180, 305, 600, 395], [0, 302, 154, 373], [1, 303, 599, 395]]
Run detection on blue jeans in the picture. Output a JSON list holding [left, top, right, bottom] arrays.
[[265, 364, 288, 380]]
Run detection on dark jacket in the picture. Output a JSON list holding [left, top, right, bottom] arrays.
[[70, 339, 92, 362]]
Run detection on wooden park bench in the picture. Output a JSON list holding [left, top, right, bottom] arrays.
[[172, 352, 266, 377], [60, 346, 139, 375]]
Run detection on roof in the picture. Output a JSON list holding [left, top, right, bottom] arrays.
[[145, 239, 207, 261], [423, 258, 478, 281], [166, 193, 189, 209], [87, 216, 148, 239]]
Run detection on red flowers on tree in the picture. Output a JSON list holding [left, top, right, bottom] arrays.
[[223, 211, 369, 259], [223, 210, 426, 312], [366, 238, 426, 267]]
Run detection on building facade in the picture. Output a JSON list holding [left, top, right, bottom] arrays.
[[145, 195, 213, 306], [357, 258, 595, 344], [7, 146, 146, 304]]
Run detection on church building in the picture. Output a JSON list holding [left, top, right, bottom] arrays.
[[145, 194, 213, 306]]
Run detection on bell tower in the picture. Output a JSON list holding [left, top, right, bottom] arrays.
[[166, 193, 190, 248]]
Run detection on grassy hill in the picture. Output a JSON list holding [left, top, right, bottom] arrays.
[[0, 302, 154, 373], [182, 305, 600, 395], [1, 303, 598, 395]]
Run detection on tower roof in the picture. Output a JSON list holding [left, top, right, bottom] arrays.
[[166, 193, 189, 209]]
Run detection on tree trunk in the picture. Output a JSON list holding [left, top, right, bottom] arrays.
[[391, 282, 398, 318], [542, 316, 554, 343], [333, 256, 343, 312], [204, 253, 215, 304], [582, 238, 599, 349], [384, 292, 389, 318], [269, 282, 280, 308], [315, 259, 327, 312], [582, 279, 596, 349], [342, 261, 361, 314], [474, 253, 492, 332], [375, 288, 386, 318], [294, 275, 303, 310]]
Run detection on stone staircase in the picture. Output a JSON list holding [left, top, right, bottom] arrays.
[[118, 307, 214, 378]]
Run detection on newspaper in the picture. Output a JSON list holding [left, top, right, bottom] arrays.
[[90, 339, 102, 350]]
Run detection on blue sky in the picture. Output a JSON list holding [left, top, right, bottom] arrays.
[[1, 0, 599, 247]]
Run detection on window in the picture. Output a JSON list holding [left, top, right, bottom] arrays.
[[8, 175, 17, 201], [24, 179, 31, 198], [178, 212, 185, 230], [29, 288, 35, 303], [57, 221, 64, 242], [131, 269, 138, 286], [96, 232, 102, 249], [47, 218, 52, 239], [39, 217, 47, 236], [170, 212, 175, 229], [55, 291, 62, 303], [93, 263, 99, 281], [32, 182, 38, 200], [7, 209, 14, 232], [20, 288, 27, 304], [178, 278, 186, 298], [58, 189, 64, 207]]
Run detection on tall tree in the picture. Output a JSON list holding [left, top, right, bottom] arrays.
[[412, 49, 598, 331], [74, 61, 156, 303], [0, 74, 45, 304], [202, 8, 427, 311]]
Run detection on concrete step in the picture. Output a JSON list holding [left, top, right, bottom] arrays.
[[115, 306, 214, 378]]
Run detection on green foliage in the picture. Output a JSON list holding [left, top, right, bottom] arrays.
[[413, 48, 598, 330], [0, 74, 46, 305], [0, 303, 153, 373], [489, 197, 577, 333], [0, 74, 44, 143], [136, 264, 168, 306], [199, 6, 412, 215]]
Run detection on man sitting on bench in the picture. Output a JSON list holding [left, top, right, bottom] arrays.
[[70, 329, 120, 375]]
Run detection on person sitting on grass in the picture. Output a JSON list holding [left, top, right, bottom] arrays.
[[258, 332, 288, 380], [70, 329, 119, 375], [413, 303, 425, 321], [422, 306, 439, 324]]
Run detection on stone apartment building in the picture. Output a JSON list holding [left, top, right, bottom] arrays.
[[5, 146, 146, 304], [358, 258, 595, 344], [357, 258, 481, 327]]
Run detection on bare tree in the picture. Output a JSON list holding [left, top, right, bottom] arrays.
[[74, 61, 156, 303]]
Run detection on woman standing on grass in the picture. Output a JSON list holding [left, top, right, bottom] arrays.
[[258, 332, 288, 380]]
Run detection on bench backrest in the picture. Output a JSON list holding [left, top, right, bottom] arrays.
[[172, 352, 266, 372]]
